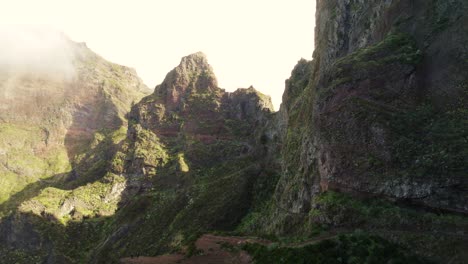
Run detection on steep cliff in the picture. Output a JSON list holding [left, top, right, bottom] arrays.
[[240, 0, 467, 262], [273, 0, 467, 219]]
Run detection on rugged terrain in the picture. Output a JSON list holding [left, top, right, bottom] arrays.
[[0, 36, 149, 213], [0, 0, 467, 263], [0, 34, 150, 261]]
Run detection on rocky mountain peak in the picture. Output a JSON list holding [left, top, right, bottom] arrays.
[[129, 53, 274, 146], [179, 51, 211, 71], [153, 52, 219, 111], [231, 86, 275, 113]]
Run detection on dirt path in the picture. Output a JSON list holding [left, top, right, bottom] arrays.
[[120, 231, 349, 264], [121, 228, 468, 263], [120, 234, 270, 264]]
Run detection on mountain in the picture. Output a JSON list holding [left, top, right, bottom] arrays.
[[0, 38, 149, 208], [1, 0, 467, 263], [0, 32, 150, 261], [0, 49, 276, 262], [87, 52, 276, 262]]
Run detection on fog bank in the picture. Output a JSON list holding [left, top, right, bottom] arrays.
[[0, 25, 76, 79]]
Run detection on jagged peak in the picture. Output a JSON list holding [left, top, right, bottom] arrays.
[[172, 51, 209, 73], [175, 52, 216, 83], [158, 52, 218, 88], [231, 86, 275, 112], [153, 52, 220, 110], [233, 85, 261, 95], [179, 51, 209, 66]]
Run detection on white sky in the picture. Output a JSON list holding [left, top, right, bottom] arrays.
[[0, 0, 315, 110]]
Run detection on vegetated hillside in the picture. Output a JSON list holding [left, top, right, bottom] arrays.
[[0, 33, 150, 261], [0, 51, 278, 263], [1, 0, 467, 263], [0, 38, 149, 215]]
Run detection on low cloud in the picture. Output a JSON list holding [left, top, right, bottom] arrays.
[[0, 25, 76, 79]]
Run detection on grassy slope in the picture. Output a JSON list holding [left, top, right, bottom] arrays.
[[0, 124, 71, 215], [0, 41, 149, 262]]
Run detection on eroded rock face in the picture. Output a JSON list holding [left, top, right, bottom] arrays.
[[122, 52, 274, 184], [155, 52, 219, 112], [276, 0, 468, 219]]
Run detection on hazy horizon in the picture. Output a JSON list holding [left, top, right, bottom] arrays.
[[0, 0, 316, 109]]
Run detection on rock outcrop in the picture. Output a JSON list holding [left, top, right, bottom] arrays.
[[114, 52, 274, 191]]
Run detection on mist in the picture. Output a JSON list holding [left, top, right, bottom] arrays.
[[0, 25, 76, 79]]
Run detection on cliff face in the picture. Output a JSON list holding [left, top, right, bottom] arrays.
[[275, 0, 468, 221]]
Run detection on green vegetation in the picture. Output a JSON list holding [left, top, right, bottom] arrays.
[[389, 105, 468, 179], [187, 92, 221, 113], [429, 0, 464, 34], [132, 125, 169, 172], [0, 247, 45, 264], [335, 32, 422, 69], [330, 7, 338, 19], [89, 115, 269, 260], [329, 97, 468, 184], [0, 124, 71, 211], [243, 232, 431, 264], [177, 153, 190, 172], [19, 173, 125, 224], [317, 32, 423, 101], [236, 167, 282, 235], [309, 191, 468, 229], [225, 119, 252, 137]]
